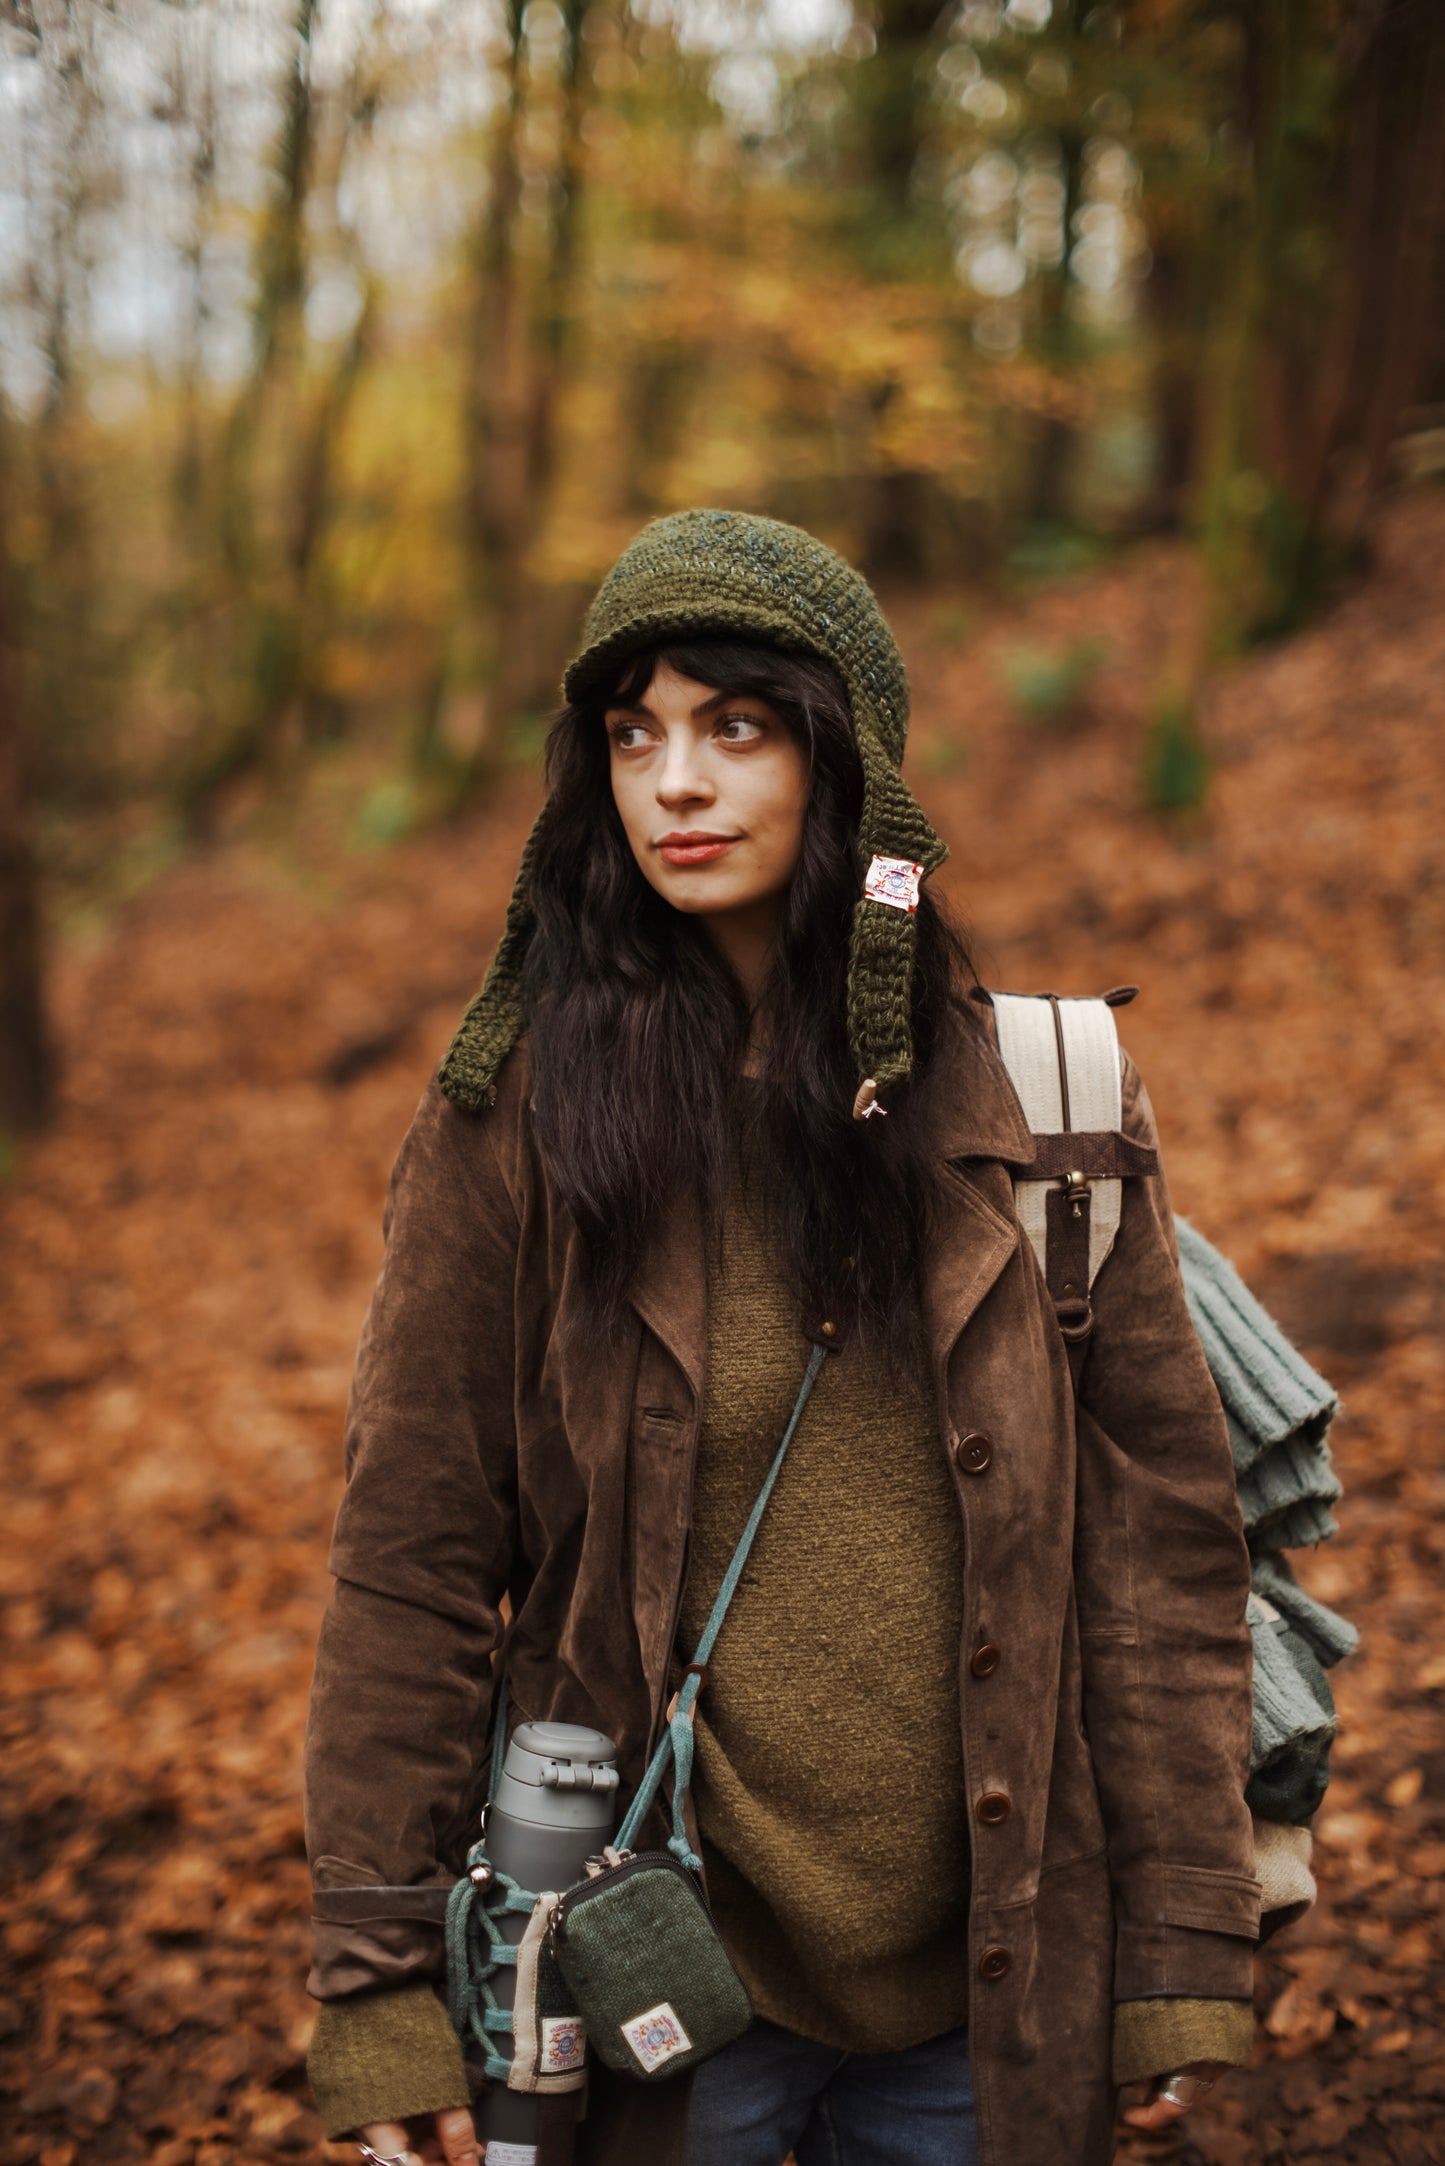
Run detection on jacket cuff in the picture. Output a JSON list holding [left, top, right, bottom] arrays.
[[1115, 1921, 1257, 2001], [307, 1980, 471, 2141], [1113, 1997, 1255, 2086], [1113, 1864, 1259, 2000], [307, 1876, 455, 2000]]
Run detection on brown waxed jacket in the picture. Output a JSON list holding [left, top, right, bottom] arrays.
[[303, 998, 1260, 2166]]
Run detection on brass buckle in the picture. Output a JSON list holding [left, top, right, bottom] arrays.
[[1062, 1168, 1089, 1219]]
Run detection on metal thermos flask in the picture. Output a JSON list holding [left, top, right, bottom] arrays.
[[473, 1720, 619, 2166]]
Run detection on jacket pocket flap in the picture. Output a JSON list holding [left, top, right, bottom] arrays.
[[311, 1883, 456, 1925], [1156, 1863, 1261, 1936]]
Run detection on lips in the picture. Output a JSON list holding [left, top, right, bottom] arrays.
[[656, 832, 741, 866]]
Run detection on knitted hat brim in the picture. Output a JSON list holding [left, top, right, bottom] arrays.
[[564, 597, 848, 707]]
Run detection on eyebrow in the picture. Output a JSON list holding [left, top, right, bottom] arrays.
[[605, 687, 742, 720]]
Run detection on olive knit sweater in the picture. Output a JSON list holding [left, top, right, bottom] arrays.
[[678, 1096, 971, 2050]]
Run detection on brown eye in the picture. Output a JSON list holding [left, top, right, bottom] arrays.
[[607, 722, 652, 750], [717, 712, 765, 743]]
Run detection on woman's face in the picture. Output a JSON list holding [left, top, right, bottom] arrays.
[[604, 660, 812, 927]]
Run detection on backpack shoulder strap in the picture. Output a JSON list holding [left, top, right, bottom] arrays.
[[988, 987, 1158, 1386]]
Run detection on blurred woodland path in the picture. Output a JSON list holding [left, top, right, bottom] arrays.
[[2, 493, 1444, 2166]]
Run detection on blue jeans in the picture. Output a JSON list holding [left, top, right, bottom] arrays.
[[685, 2016, 979, 2166]]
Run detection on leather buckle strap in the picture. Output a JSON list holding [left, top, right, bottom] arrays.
[[1045, 1183, 1095, 1387], [665, 1663, 710, 1725], [1053, 1295, 1094, 1344], [1023, 1130, 1159, 1182]]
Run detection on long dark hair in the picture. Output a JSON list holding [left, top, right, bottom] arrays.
[[520, 638, 978, 1352]]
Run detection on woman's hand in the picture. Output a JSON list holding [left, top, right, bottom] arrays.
[[358, 2109, 479, 2166], [1120, 2059, 1228, 2132]]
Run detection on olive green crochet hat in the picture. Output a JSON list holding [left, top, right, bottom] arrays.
[[438, 508, 948, 1116]]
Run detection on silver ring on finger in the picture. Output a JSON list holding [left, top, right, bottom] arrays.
[[1158, 2072, 1214, 2109]]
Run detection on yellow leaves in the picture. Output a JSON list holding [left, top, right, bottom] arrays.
[[1385, 1766, 1423, 1808]]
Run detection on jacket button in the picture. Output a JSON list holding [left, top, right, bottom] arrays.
[[976, 1792, 1011, 1826], [956, 1431, 992, 1474], [978, 1946, 1011, 1981], [970, 1643, 1002, 1678]]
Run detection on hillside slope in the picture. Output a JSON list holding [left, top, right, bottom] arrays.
[[2, 494, 1443, 2166]]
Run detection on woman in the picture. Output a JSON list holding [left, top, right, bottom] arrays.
[[304, 510, 1261, 2166]]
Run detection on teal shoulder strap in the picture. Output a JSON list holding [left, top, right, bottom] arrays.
[[612, 1338, 830, 1868], [488, 1669, 510, 1802]]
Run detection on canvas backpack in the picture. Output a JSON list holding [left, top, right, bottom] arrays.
[[986, 986, 1357, 1939]]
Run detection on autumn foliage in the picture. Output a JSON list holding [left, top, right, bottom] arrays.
[[1, 493, 1442, 2163]]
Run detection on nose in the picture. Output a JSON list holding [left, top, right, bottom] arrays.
[[655, 727, 714, 811]]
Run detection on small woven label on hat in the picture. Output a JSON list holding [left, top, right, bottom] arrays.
[[540, 2015, 588, 2072], [864, 854, 923, 911], [620, 2001, 693, 2073]]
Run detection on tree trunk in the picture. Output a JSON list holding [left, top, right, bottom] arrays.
[[184, 0, 319, 827], [0, 446, 54, 1135], [446, 0, 597, 776], [1138, 224, 1206, 533], [1196, 0, 1445, 642], [851, 0, 951, 579], [1025, 110, 1085, 531], [1311, 1, 1445, 550]]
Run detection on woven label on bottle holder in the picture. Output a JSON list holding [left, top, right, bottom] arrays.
[[540, 2016, 587, 2073], [863, 855, 923, 911]]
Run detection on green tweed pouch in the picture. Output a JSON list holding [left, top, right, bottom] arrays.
[[548, 1853, 751, 2081]]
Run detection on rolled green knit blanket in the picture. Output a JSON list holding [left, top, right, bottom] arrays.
[[1174, 1218, 1359, 1828], [1175, 1216, 1343, 1550]]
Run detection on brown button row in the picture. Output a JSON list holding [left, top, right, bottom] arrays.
[[970, 1642, 1001, 1678], [975, 1791, 1011, 1826], [954, 1430, 993, 1474], [978, 1946, 1011, 1981]]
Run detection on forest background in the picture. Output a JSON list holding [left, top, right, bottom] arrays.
[[2, 1, 1445, 2163]]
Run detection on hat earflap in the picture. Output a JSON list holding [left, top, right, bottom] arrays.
[[844, 718, 949, 1108], [847, 894, 920, 1094], [437, 810, 545, 1112]]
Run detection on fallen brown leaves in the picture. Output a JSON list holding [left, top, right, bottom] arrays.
[[2, 495, 1443, 2164]]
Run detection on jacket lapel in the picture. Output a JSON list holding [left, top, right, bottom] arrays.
[[627, 1180, 707, 1402], [919, 999, 1037, 1379]]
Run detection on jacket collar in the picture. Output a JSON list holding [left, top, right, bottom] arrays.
[[916, 996, 1038, 1169], [627, 997, 1034, 1394]]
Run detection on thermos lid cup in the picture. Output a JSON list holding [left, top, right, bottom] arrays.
[[510, 1720, 617, 1772], [492, 1720, 620, 1833]]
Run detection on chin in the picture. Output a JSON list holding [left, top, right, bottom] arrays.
[[656, 876, 755, 914]]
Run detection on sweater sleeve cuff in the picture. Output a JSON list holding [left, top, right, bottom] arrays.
[[307, 1980, 471, 2141], [1112, 1997, 1255, 2087]]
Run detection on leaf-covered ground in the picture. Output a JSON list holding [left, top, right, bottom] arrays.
[[3, 494, 1442, 2166]]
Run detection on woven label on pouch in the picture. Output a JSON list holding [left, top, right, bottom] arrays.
[[540, 2015, 587, 2073], [620, 2001, 693, 2074], [863, 854, 923, 911]]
